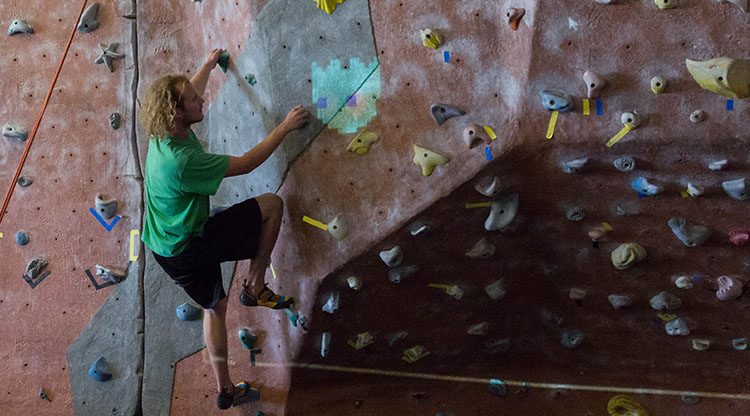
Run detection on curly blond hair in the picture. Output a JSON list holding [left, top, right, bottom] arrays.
[[140, 74, 189, 138]]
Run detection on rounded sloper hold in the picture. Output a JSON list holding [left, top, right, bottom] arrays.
[[419, 28, 442, 49], [3, 123, 29, 141], [716, 0, 748, 12], [388, 265, 420, 284], [621, 111, 642, 129], [716, 275, 743, 300], [613, 155, 636, 172], [689, 110, 705, 123], [583, 70, 606, 99], [467, 321, 489, 335], [506, 8, 526, 31], [732, 337, 749, 351], [466, 237, 496, 259], [485, 279, 506, 300], [560, 157, 588, 173], [176, 302, 202, 321], [560, 330, 585, 349], [95, 194, 118, 220], [109, 112, 121, 130], [685, 57, 750, 99], [722, 178, 749, 200], [729, 229, 749, 246], [484, 193, 519, 231], [77, 2, 100, 33], [608, 294, 633, 309], [565, 206, 586, 222], [691, 339, 711, 352], [25, 257, 48, 279], [667, 217, 710, 247], [649, 291, 682, 311], [238, 328, 258, 350], [17, 176, 33, 187], [475, 176, 502, 197], [379, 246, 403, 267], [488, 379, 508, 397], [7, 20, 33, 36], [611, 243, 647, 270], [88, 357, 113, 382], [15, 231, 29, 246], [347, 130, 379, 155], [687, 182, 704, 197], [327, 215, 349, 240], [655, 0, 678, 9], [630, 176, 662, 196], [463, 124, 491, 149], [539, 90, 573, 112], [674, 276, 694, 289], [708, 159, 728, 171], [650, 75, 667, 94], [413, 145, 449, 177], [430, 104, 465, 125], [665, 318, 690, 336]]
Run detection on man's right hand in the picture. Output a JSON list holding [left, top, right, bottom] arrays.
[[281, 106, 309, 132]]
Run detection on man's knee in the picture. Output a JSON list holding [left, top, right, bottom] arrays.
[[258, 193, 283, 217]]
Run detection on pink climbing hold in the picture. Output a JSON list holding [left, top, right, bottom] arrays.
[[716, 275, 743, 301], [729, 229, 750, 246]]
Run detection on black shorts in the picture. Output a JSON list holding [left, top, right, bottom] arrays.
[[152, 198, 263, 309]]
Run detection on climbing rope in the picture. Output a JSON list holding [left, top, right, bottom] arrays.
[[0, 0, 89, 226]]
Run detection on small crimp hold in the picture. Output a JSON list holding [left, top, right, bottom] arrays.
[[506, 8, 526, 31], [484, 193, 519, 231], [708, 159, 728, 171], [8, 20, 33, 36], [613, 155, 636, 172], [430, 103, 465, 125], [244, 73, 257, 86], [77, 2, 100, 33], [17, 177, 33, 187], [560, 157, 588, 173], [413, 145, 449, 177], [402, 345, 430, 363], [608, 294, 633, 309], [388, 265, 420, 284], [674, 276, 694, 289], [583, 70, 607, 99], [346, 276, 362, 290], [716, 275, 743, 300], [729, 229, 750, 246], [217, 51, 230, 73], [320, 331, 331, 357], [621, 111, 642, 129], [655, 0, 678, 9], [463, 124, 491, 149], [691, 339, 710, 352], [488, 379, 508, 397], [347, 130, 379, 155], [565, 206, 586, 222], [25, 258, 48, 279], [732, 337, 749, 351], [39, 388, 51, 402], [687, 182, 704, 197], [689, 110, 705, 123], [540, 90, 573, 112], [419, 28, 442, 49], [467, 322, 489, 335], [3, 123, 28, 141], [347, 332, 375, 350], [321, 291, 340, 314]]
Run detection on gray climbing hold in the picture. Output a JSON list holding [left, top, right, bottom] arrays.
[[583, 70, 607, 99], [7, 19, 33, 36], [708, 159, 728, 171], [388, 265, 420, 284], [321, 291, 340, 314], [467, 322, 489, 335], [565, 206, 586, 222], [3, 123, 28, 141], [681, 395, 700, 405], [95, 264, 127, 283], [484, 193, 519, 231], [485, 338, 511, 354], [109, 113, 121, 130], [690, 110, 705, 123], [15, 231, 29, 246], [95, 42, 125, 72], [613, 155, 636, 172], [595, 0, 617, 3], [25, 258, 48, 279], [732, 338, 749, 350], [95, 194, 118, 220], [175, 302, 202, 321], [17, 176, 32, 187], [488, 379, 508, 397], [560, 330, 585, 349], [665, 318, 690, 336], [88, 357, 113, 382], [668, 217, 710, 247], [465, 237, 495, 259], [539, 90, 573, 112], [475, 176, 502, 197], [722, 178, 749, 200], [77, 2, 100, 33], [649, 291, 682, 311], [485, 279, 506, 300], [379, 246, 403, 267], [631, 176, 663, 196], [608, 294, 633, 309], [430, 103, 465, 125], [560, 157, 588, 173], [244, 73, 257, 86]]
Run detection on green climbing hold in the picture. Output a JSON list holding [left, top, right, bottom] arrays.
[[218, 51, 230, 73]]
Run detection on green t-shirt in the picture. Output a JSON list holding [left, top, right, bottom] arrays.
[[142, 130, 229, 257]]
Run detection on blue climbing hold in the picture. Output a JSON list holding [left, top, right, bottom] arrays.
[[88, 357, 113, 382], [175, 303, 202, 321], [630, 176, 663, 196], [238, 328, 258, 350], [15, 231, 29, 246], [488, 378, 508, 397], [540, 90, 573, 112]]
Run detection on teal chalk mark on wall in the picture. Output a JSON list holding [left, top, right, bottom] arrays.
[[312, 57, 380, 134]]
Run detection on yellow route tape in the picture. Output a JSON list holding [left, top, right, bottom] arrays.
[[582, 99, 590, 116], [129, 230, 140, 262], [483, 125, 497, 141], [680, 189, 690, 198], [546, 110, 559, 140], [428, 283, 451, 290], [465, 202, 492, 209], [303, 215, 328, 231], [606, 125, 633, 148]]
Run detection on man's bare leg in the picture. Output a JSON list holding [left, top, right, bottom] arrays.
[[248, 193, 283, 295], [203, 297, 233, 392]]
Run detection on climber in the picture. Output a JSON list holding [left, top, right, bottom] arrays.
[[139, 48, 309, 410]]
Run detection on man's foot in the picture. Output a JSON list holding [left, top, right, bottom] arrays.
[[240, 282, 294, 309], [216, 381, 249, 410]]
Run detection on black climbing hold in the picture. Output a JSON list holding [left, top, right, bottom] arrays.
[[17, 176, 32, 187], [109, 113, 121, 130]]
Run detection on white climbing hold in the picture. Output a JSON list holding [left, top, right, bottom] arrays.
[[674, 276, 694, 289], [722, 178, 749, 200], [475, 176, 502, 197], [484, 193, 519, 231], [621, 111, 642, 129], [716, 275, 743, 300], [692, 338, 711, 351], [327, 215, 349, 240], [690, 110, 705, 123], [321, 292, 340, 314], [320, 332, 331, 357], [379, 246, 403, 267], [2, 123, 28, 141], [649, 291, 682, 311], [560, 157, 588, 173], [346, 276, 362, 290], [665, 318, 690, 336], [708, 159, 729, 171], [667, 217, 711, 247], [687, 182, 704, 197], [7, 19, 33, 36]]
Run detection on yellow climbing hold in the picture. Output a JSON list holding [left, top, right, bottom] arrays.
[[607, 395, 649, 416], [611, 243, 647, 270], [413, 145, 449, 176], [314, 0, 346, 14], [654, 0, 677, 10], [686, 57, 750, 99], [347, 130, 379, 155], [419, 29, 442, 49]]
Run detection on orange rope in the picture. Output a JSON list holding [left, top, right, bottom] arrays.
[[0, 0, 89, 226]]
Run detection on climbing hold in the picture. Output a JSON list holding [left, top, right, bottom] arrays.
[[588, 226, 609, 243], [466, 237, 496, 259], [419, 29, 442, 49], [668, 218, 710, 247], [649, 291, 682, 311], [95, 43, 125, 72], [613, 155, 636, 172], [729, 229, 750, 246], [674, 276, 694, 289], [95, 194, 118, 220], [583, 70, 607, 99], [569, 288, 587, 301], [716, 0, 748, 12], [38, 387, 51, 402], [15, 231, 29, 246], [77, 2, 100, 33], [413, 145, 449, 176], [722, 178, 749, 200], [244, 73, 257, 86], [175, 302, 202, 321], [320, 332, 331, 357], [560, 157, 588, 173], [561, 330, 585, 349], [665, 318, 690, 336], [686, 182, 704, 197], [326, 215, 349, 240], [467, 322, 489, 335], [607, 395, 649, 416], [388, 331, 409, 347], [596, 0, 617, 3], [388, 265, 420, 283], [485, 279, 506, 300], [109, 113, 121, 130], [611, 243, 647, 270], [621, 111, 642, 129], [346, 276, 362, 290], [486, 338, 512, 354], [655, 0, 678, 9], [88, 357, 113, 382], [507, 8, 526, 31], [7, 20, 33, 36], [321, 291, 340, 314], [650, 75, 667, 94], [484, 193, 519, 231], [686, 57, 750, 99], [463, 124, 491, 149], [539, 90, 573, 112], [430, 283, 463, 299], [565, 206, 586, 222], [217, 51, 230, 73], [689, 110, 705, 123], [732, 338, 749, 350], [347, 332, 375, 350], [2, 123, 28, 141], [430, 104, 465, 125], [314, 0, 346, 14], [347, 130, 379, 155], [409, 221, 431, 236], [631, 176, 663, 196], [692, 339, 711, 351], [716, 275, 743, 300], [17, 176, 32, 187], [25, 257, 48, 279], [402, 345, 430, 363], [488, 379, 508, 397], [708, 159, 728, 171], [608, 294, 633, 309], [379, 246, 403, 267], [475, 176, 502, 197], [95, 264, 127, 283]]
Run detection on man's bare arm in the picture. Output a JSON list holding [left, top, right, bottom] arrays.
[[191, 48, 223, 97]]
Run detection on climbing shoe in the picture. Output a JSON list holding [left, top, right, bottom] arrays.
[[240, 282, 294, 309], [216, 381, 249, 410]]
